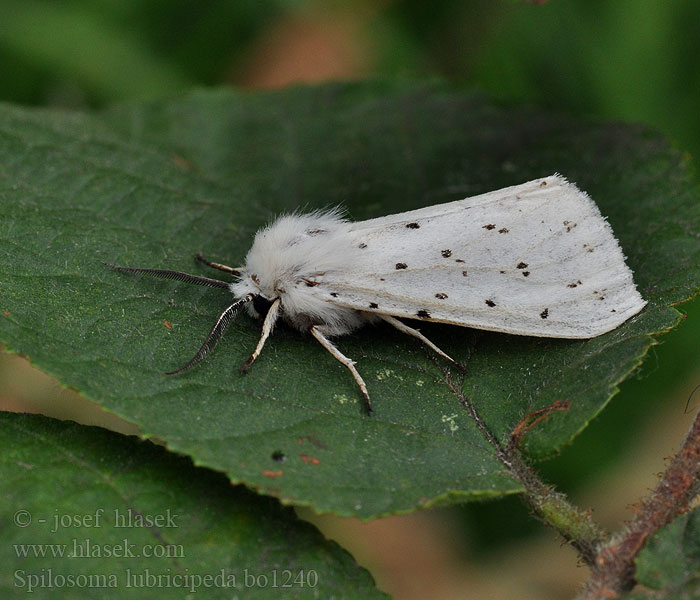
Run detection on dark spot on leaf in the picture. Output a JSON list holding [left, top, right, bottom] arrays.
[[483, 224, 496, 230], [417, 309, 431, 318], [498, 228, 509, 234], [517, 262, 528, 269], [405, 222, 420, 229], [485, 299, 496, 307], [271, 450, 286, 462], [163, 320, 173, 330], [540, 308, 549, 319], [395, 262, 407, 270], [522, 271, 530, 277], [369, 302, 379, 309], [435, 293, 447, 299], [441, 249, 452, 258]]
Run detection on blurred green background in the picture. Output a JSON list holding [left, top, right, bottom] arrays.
[[1, 1, 699, 598]]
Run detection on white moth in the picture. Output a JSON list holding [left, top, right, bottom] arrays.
[[105, 174, 645, 413]]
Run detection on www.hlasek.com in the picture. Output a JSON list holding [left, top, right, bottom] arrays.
[[14, 568, 319, 593], [14, 538, 184, 559]]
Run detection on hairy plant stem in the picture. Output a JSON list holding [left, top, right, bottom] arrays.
[[507, 450, 606, 566], [579, 407, 700, 599], [445, 370, 607, 566]]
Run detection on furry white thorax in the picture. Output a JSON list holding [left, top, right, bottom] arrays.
[[229, 210, 371, 336]]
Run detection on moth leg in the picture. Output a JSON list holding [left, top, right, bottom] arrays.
[[196, 252, 243, 276], [240, 298, 281, 373], [310, 325, 372, 414], [379, 314, 459, 367]]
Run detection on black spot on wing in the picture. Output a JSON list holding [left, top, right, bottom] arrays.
[[516, 262, 528, 269], [405, 222, 420, 229], [498, 228, 509, 234], [485, 299, 496, 307], [441, 249, 452, 258], [395, 262, 407, 270], [369, 302, 379, 309], [416, 309, 431, 319], [483, 224, 496, 230], [435, 293, 448, 299], [522, 271, 530, 277], [358, 243, 368, 249], [540, 308, 549, 319]]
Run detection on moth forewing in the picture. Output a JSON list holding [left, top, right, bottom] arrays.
[[325, 174, 645, 338]]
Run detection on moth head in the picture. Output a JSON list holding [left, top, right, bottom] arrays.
[[241, 272, 276, 318], [250, 293, 274, 318]]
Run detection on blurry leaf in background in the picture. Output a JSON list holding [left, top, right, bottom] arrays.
[[0, 0, 294, 106], [0, 0, 191, 105], [464, 0, 700, 160]]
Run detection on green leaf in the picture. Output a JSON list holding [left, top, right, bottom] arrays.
[[0, 412, 384, 599], [628, 508, 700, 598], [1, 82, 698, 517]]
